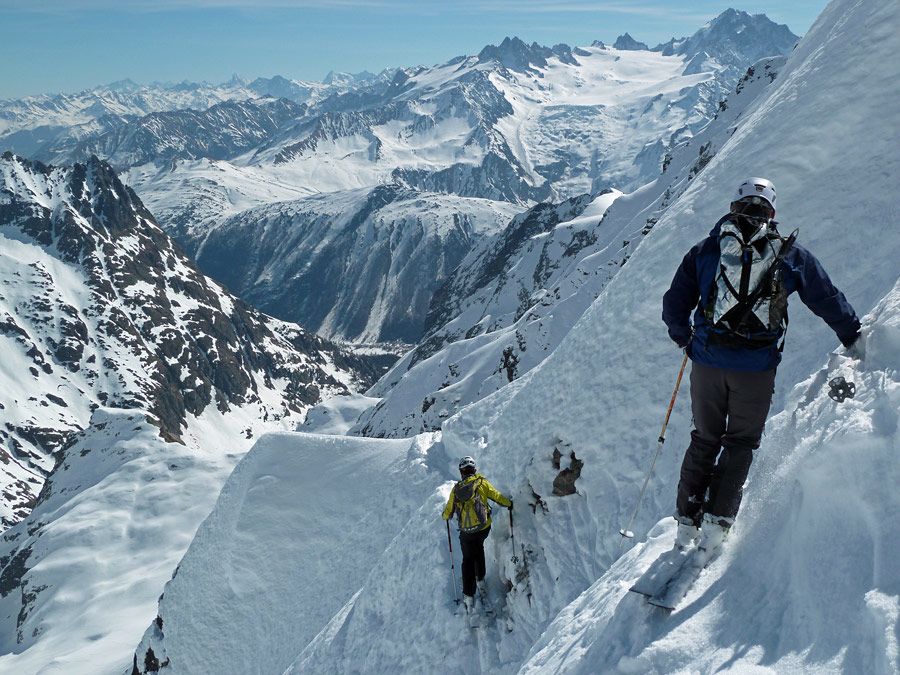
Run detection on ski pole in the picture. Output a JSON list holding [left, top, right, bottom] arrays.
[[446, 520, 460, 604], [509, 507, 518, 564], [619, 352, 689, 540]]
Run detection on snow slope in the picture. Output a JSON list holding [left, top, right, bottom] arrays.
[[0, 409, 248, 675], [128, 0, 899, 672], [353, 54, 787, 438], [521, 276, 900, 674], [131, 432, 440, 674]]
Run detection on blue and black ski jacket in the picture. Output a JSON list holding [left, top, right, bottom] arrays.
[[662, 215, 860, 372]]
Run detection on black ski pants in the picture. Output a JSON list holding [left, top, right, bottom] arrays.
[[459, 526, 491, 597], [676, 361, 776, 527]]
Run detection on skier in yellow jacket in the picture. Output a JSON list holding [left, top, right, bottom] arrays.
[[442, 456, 512, 613]]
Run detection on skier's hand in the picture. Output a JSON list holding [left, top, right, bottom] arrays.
[[507, 499, 513, 511], [845, 332, 866, 360], [669, 325, 692, 351]]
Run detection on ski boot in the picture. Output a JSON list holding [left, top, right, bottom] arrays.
[[462, 594, 478, 628], [697, 513, 731, 565], [674, 515, 700, 551]]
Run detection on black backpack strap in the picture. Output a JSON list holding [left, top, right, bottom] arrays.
[[722, 228, 798, 330]]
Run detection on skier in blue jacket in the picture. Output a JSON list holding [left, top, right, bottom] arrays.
[[662, 177, 862, 559]]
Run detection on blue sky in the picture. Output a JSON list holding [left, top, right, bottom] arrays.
[[0, 1, 828, 99]]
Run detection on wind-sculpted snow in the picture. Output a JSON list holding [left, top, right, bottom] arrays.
[[521, 277, 900, 674], [131, 432, 440, 675], [131, 0, 899, 671]]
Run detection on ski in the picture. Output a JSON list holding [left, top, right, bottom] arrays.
[[646, 547, 718, 611], [646, 563, 702, 610], [629, 547, 694, 598]]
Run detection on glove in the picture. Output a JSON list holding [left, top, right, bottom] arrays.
[[507, 499, 513, 511], [669, 327, 692, 350], [845, 332, 866, 360]]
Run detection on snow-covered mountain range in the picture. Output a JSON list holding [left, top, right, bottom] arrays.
[[1, 11, 798, 347], [0, 74, 352, 160], [115, 0, 894, 672], [0, 152, 377, 528], [354, 56, 787, 437], [4, 2, 897, 673]]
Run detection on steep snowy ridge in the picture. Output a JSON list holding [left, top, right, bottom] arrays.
[[520, 277, 900, 674], [352, 53, 786, 439], [430, 0, 898, 670], [127, 0, 898, 672], [132, 432, 440, 674]]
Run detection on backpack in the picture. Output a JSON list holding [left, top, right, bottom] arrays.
[[703, 219, 798, 349], [453, 477, 491, 533]]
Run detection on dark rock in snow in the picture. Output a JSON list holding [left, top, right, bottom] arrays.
[[613, 33, 649, 51]]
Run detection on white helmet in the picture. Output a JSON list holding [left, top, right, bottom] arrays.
[[732, 177, 776, 211], [458, 456, 476, 471]]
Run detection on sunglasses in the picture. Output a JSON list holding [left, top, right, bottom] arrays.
[[742, 196, 771, 206]]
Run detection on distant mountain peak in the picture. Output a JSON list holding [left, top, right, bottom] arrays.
[[104, 78, 141, 93], [676, 8, 799, 75], [613, 33, 649, 51], [322, 70, 378, 86], [477, 36, 579, 72]]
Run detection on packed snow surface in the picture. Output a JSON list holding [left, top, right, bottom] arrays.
[[132, 432, 439, 674]]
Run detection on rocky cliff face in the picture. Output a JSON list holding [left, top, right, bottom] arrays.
[[0, 152, 377, 527], [192, 184, 521, 343]]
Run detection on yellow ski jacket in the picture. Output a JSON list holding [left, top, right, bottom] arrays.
[[442, 473, 511, 532]]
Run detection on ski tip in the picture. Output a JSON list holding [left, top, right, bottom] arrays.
[[619, 529, 635, 539]]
